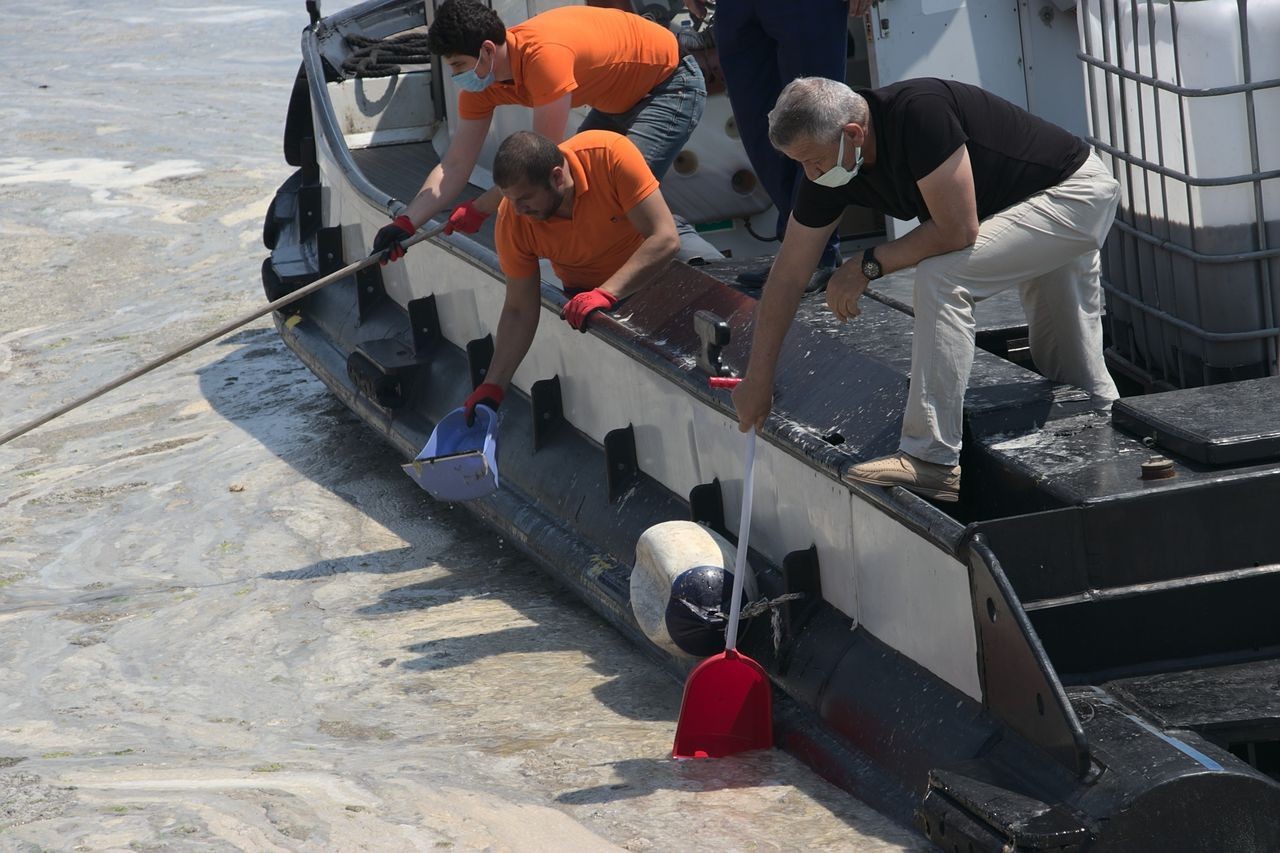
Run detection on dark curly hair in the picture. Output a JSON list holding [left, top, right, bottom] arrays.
[[427, 0, 506, 58]]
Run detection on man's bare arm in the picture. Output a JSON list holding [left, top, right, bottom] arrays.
[[731, 217, 836, 431], [484, 274, 543, 389], [468, 96, 576, 217], [744, 217, 836, 382], [870, 145, 980, 275], [403, 116, 493, 226], [597, 190, 681, 300]]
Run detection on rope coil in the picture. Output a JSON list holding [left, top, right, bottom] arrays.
[[342, 33, 433, 78]]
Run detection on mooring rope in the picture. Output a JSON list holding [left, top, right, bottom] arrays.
[[739, 592, 804, 621], [668, 590, 805, 655], [342, 33, 433, 78], [739, 592, 804, 653]]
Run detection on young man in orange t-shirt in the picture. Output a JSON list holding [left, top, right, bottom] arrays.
[[458, 130, 679, 423], [371, 0, 717, 264]]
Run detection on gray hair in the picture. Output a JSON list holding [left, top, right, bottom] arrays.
[[767, 77, 868, 150]]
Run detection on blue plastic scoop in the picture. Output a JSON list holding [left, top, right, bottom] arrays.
[[401, 404, 500, 501]]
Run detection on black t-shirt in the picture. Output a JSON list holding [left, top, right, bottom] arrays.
[[793, 78, 1090, 228]]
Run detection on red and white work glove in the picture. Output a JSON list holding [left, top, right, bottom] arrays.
[[561, 288, 618, 332], [462, 382, 504, 426], [444, 200, 490, 235], [371, 214, 416, 265]]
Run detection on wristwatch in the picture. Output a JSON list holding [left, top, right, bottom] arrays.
[[861, 247, 883, 281]]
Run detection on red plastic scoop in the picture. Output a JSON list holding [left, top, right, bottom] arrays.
[[673, 378, 773, 758]]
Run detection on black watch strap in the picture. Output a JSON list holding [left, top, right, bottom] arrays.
[[862, 246, 883, 281]]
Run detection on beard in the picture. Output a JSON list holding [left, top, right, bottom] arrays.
[[529, 187, 565, 221]]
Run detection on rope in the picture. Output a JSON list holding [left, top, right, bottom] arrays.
[[738, 591, 803, 621], [342, 33, 433, 79], [739, 592, 805, 653]]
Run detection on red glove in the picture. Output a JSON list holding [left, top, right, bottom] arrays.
[[372, 214, 416, 265], [463, 382, 504, 426], [444, 200, 490, 235], [562, 289, 618, 332]]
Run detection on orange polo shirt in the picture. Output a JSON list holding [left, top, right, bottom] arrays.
[[457, 6, 678, 120], [495, 131, 659, 288]]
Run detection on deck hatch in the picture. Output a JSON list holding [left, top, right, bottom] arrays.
[[1113, 376, 1280, 465]]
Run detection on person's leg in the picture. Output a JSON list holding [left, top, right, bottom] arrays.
[[619, 55, 706, 183], [715, 0, 785, 221], [582, 61, 721, 262], [1018, 152, 1120, 400], [863, 154, 1122, 475], [760, 0, 848, 269], [618, 56, 722, 261], [896, 252, 983, 466], [723, 0, 847, 286], [1020, 251, 1119, 401]]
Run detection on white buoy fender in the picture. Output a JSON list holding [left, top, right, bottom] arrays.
[[629, 520, 758, 659]]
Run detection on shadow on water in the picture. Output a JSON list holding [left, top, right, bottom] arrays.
[[554, 753, 803, 805], [198, 325, 923, 843]]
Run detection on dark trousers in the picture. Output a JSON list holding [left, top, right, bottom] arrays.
[[714, 0, 848, 266]]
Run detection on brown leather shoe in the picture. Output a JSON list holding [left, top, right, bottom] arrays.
[[842, 452, 961, 503]]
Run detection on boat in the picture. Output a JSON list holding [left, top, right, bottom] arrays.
[[261, 0, 1280, 848]]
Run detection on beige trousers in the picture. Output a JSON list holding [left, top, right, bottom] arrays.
[[899, 152, 1121, 466]]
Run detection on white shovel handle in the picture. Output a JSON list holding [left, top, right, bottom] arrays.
[[725, 427, 756, 652], [0, 223, 447, 448]]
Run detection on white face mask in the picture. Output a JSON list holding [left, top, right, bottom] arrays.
[[812, 132, 862, 188]]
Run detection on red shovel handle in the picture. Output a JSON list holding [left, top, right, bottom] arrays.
[[708, 377, 741, 389]]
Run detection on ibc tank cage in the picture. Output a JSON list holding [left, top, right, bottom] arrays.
[[1078, 0, 1280, 389]]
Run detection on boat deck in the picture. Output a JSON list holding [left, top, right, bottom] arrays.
[[352, 140, 498, 245], [349, 141, 1280, 533], [350, 140, 1032, 337], [313, 104, 1280, 758]]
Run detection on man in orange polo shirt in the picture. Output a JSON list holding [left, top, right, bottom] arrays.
[[458, 130, 679, 423], [371, 0, 718, 264]]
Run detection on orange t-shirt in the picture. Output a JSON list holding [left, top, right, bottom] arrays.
[[457, 6, 678, 120], [495, 130, 659, 288]]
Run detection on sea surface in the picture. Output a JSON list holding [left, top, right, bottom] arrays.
[[0, 1, 925, 849]]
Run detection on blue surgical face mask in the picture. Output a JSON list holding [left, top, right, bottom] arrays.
[[812, 132, 862, 188], [453, 48, 494, 93]]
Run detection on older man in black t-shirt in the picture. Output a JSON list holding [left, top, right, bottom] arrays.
[[730, 76, 1120, 503]]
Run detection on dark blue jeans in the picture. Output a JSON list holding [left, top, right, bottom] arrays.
[[715, 0, 847, 266], [577, 55, 721, 261], [577, 54, 707, 182]]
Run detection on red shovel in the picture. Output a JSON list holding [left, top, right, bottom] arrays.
[[672, 377, 773, 758]]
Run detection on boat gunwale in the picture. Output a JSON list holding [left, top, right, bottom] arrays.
[[296, 3, 970, 560]]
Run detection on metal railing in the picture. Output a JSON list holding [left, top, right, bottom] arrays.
[[1078, 0, 1278, 387]]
